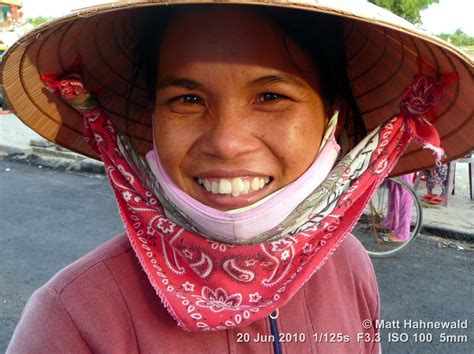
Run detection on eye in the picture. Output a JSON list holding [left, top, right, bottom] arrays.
[[258, 92, 285, 103], [254, 92, 291, 111], [167, 94, 205, 114], [175, 94, 204, 105]]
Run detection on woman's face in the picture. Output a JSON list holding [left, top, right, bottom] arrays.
[[153, 7, 327, 211]]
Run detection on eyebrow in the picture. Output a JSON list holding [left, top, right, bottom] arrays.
[[250, 74, 308, 88], [155, 73, 309, 91], [156, 77, 203, 91]]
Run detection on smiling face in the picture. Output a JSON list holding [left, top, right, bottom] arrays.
[[153, 7, 327, 211]]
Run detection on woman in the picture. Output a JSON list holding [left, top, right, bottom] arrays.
[[421, 164, 449, 204], [377, 173, 416, 243], [2, 1, 472, 353]]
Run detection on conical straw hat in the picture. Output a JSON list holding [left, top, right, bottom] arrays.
[[1, 0, 473, 175]]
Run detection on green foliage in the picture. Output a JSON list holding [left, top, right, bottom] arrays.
[[369, 1, 474, 50], [437, 29, 474, 47], [26, 16, 51, 27], [368, 0, 439, 24]]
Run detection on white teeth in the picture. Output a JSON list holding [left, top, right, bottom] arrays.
[[198, 176, 271, 197], [231, 178, 245, 193], [211, 180, 219, 194], [231, 177, 245, 197], [243, 180, 250, 195], [203, 179, 211, 192], [219, 179, 232, 194], [251, 177, 260, 191]]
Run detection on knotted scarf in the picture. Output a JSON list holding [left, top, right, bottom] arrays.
[[42, 57, 455, 331]]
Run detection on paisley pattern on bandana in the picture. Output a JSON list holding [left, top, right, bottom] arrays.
[[41, 58, 454, 331]]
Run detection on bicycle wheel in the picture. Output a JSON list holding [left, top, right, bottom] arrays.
[[352, 177, 423, 258]]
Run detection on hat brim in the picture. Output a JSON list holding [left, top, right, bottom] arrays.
[[1, 0, 473, 176]]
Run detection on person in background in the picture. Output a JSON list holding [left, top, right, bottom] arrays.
[[376, 173, 416, 243], [421, 164, 448, 204]]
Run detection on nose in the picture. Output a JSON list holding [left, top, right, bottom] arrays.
[[199, 103, 261, 160]]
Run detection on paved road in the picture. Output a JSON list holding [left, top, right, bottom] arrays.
[[1, 160, 473, 353]]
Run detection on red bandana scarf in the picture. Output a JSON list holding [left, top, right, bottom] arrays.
[[42, 57, 455, 331]]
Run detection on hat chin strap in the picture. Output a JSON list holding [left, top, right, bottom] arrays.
[[145, 115, 340, 244]]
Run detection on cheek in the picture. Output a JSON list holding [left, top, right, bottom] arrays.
[[271, 113, 325, 181], [152, 113, 195, 179]]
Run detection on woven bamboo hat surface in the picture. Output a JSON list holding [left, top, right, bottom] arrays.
[[1, 0, 473, 176]]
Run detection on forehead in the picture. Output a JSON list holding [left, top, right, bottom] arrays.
[[157, 6, 315, 73]]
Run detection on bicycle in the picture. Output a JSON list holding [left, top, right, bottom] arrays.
[[353, 177, 423, 258]]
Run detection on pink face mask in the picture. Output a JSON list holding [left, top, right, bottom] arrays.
[[146, 118, 341, 244]]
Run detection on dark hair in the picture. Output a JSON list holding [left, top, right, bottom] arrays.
[[130, 5, 366, 146]]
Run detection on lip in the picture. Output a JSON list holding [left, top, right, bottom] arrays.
[[195, 169, 270, 179]]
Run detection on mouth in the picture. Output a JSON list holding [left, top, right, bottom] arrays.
[[193, 175, 274, 210]]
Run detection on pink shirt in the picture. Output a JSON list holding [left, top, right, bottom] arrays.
[[8, 233, 381, 353]]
